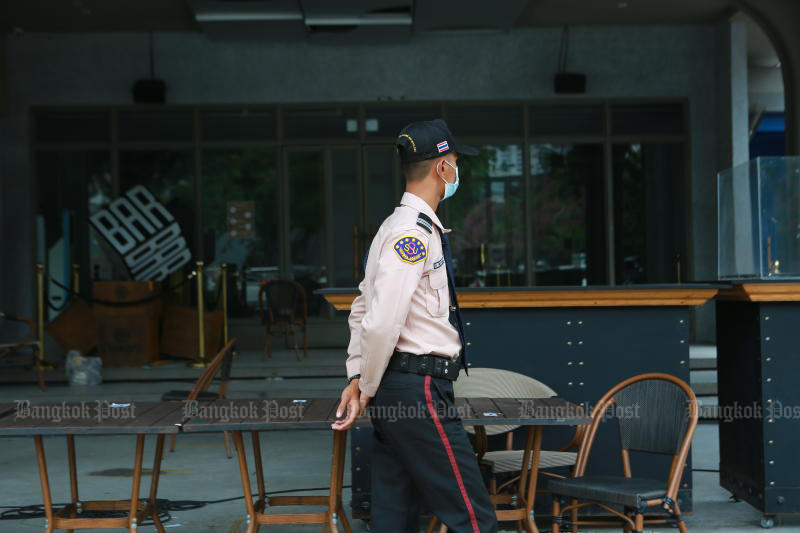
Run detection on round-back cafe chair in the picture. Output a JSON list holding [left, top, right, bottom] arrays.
[[162, 338, 238, 458], [427, 367, 587, 533], [258, 279, 308, 361], [548, 372, 699, 533]]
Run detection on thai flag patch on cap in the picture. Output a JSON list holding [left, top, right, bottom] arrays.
[[436, 140, 449, 153]]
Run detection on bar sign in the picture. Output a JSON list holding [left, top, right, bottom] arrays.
[[90, 185, 192, 281]]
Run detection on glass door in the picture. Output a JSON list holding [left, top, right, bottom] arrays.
[[359, 146, 402, 278], [285, 147, 362, 316]]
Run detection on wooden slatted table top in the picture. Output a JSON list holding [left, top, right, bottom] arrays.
[[181, 397, 590, 432], [0, 401, 185, 436], [0, 398, 589, 436]]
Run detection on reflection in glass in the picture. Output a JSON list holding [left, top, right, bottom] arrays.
[[287, 151, 326, 315], [331, 149, 360, 286], [613, 143, 686, 284], [36, 151, 112, 315], [119, 151, 195, 258], [365, 147, 400, 235], [202, 148, 279, 315], [447, 145, 525, 287], [530, 144, 605, 285]]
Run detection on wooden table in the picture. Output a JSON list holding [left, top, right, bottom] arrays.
[[182, 398, 350, 533], [182, 396, 588, 533], [454, 397, 589, 533], [0, 401, 187, 532]]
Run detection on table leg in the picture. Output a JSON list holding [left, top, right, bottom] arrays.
[[149, 434, 166, 533], [66, 434, 79, 532], [331, 430, 351, 533], [34, 435, 55, 533], [233, 431, 259, 533], [518, 427, 534, 505], [327, 430, 343, 533], [523, 426, 543, 533], [128, 434, 145, 533], [251, 431, 266, 509]]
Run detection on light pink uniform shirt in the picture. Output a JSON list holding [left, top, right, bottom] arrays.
[[346, 192, 461, 397]]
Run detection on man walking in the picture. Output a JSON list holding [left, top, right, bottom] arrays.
[[332, 119, 498, 533]]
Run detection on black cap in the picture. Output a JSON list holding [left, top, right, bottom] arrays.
[[396, 119, 479, 163]]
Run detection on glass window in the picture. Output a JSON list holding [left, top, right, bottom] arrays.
[[363, 105, 441, 137], [119, 111, 194, 142], [330, 149, 361, 286], [287, 150, 326, 315], [529, 105, 604, 136], [36, 151, 112, 315], [530, 144, 606, 285], [36, 111, 110, 143], [446, 145, 526, 287], [119, 150, 195, 261], [447, 105, 523, 137], [283, 107, 359, 139], [201, 148, 279, 315], [201, 109, 276, 141], [613, 143, 686, 284], [611, 103, 684, 135]]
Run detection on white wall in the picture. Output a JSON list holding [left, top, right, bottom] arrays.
[[0, 25, 724, 339]]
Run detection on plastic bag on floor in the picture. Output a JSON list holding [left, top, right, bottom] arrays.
[[65, 350, 102, 386]]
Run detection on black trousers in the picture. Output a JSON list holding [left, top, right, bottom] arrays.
[[369, 370, 498, 533]]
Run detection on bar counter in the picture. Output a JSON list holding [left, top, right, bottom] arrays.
[[319, 284, 720, 517]]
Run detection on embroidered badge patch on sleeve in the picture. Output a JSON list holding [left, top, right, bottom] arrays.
[[393, 236, 427, 264]]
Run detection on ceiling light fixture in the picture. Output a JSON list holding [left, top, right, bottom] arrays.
[[195, 11, 303, 23], [304, 14, 412, 26]]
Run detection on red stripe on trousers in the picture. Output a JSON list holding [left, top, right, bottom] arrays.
[[424, 375, 481, 533]]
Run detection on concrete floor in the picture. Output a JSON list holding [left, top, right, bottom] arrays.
[[0, 349, 796, 532]]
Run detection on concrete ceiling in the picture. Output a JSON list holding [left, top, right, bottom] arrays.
[[0, 0, 781, 95], [515, 0, 735, 27], [0, 0, 738, 33]]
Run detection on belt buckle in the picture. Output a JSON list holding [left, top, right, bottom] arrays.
[[434, 357, 444, 377]]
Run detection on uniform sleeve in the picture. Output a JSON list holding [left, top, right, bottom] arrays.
[[358, 228, 430, 397], [344, 277, 368, 378]]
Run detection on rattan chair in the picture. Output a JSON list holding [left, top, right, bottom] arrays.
[[162, 338, 237, 458], [548, 372, 698, 533], [258, 279, 308, 361], [428, 367, 586, 533], [0, 312, 45, 391]]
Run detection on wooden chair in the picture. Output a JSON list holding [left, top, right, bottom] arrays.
[[0, 312, 45, 391], [549, 372, 699, 533], [258, 279, 308, 361], [428, 367, 587, 533], [161, 338, 237, 458]]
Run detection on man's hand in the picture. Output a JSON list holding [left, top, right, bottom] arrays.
[[331, 379, 370, 431]]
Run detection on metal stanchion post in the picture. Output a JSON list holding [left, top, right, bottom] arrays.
[[221, 263, 229, 348], [34, 263, 54, 370], [72, 264, 80, 295], [189, 261, 207, 368]]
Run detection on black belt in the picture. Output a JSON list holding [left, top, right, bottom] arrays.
[[387, 352, 460, 381]]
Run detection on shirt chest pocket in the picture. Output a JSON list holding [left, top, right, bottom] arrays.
[[425, 269, 449, 317]]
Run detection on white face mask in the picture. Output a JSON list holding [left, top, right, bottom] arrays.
[[439, 160, 460, 201]]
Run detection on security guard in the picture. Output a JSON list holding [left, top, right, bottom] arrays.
[[332, 119, 498, 533]]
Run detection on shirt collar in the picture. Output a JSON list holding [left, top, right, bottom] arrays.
[[400, 192, 450, 233]]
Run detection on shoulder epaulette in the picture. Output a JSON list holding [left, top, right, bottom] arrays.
[[416, 213, 433, 234]]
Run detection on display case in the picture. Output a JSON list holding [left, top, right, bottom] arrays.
[[718, 156, 800, 279]]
